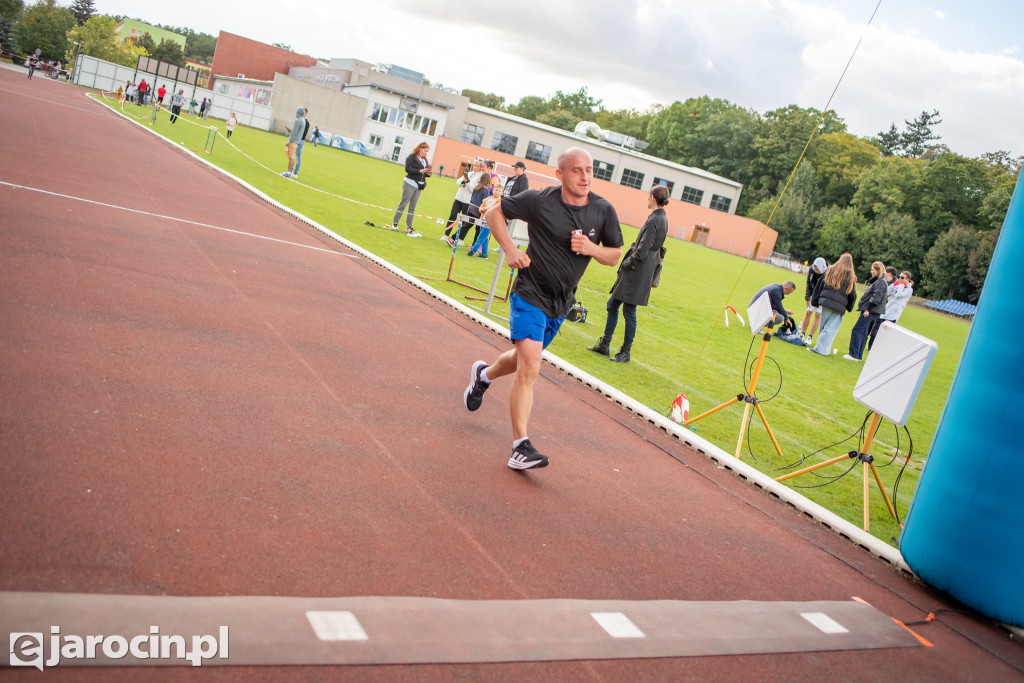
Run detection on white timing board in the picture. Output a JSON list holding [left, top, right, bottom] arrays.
[[747, 291, 774, 335], [853, 322, 937, 426]]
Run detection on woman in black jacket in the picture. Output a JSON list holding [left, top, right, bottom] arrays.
[[844, 261, 887, 361], [392, 142, 431, 237], [587, 185, 670, 363], [807, 253, 858, 356]]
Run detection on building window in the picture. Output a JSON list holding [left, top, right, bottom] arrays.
[[491, 131, 518, 155], [525, 141, 551, 165], [460, 123, 484, 145], [593, 160, 615, 182], [710, 194, 732, 212], [373, 104, 438, 136], [369, 134, 383, 150], [680, 185, 704, 205], [620, 168, 644, 190], [652, 177, 675, 195]]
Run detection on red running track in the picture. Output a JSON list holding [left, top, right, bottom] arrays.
[[1, 66, 1022, 681]]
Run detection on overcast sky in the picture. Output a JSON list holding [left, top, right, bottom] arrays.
[[99, 0, 1023, 159]]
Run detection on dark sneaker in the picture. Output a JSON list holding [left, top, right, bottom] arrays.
[[463, 361, 490, 411], [508, 439, 549, 470]]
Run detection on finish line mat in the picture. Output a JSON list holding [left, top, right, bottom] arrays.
[[2, 592, 924, 668]]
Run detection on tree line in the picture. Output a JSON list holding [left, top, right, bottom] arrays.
[[462, 87, 1019, 302], [1, 0, 216, 71]]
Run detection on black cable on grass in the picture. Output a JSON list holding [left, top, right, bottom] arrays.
[[892, 425, 915, 528], [773, 410, 872, 473]]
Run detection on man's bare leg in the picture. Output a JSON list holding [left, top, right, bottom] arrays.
[[508, 339, 543, 440]]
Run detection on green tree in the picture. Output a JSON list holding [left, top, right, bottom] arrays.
[[921, 224, 981, 299], [815, 206, 869, 264], [876, 110, 943, 158], [808, 132, 879, 207], [859, 213, 925, 277], [744, 105, 846, 208], [851, 156, 922, 219], [548, 86, 601, 119], [0, 0, 23, 52], [65, 14, 139, 68], [644, 97, 756, 189], [536, 109, 577, 131], [14, 0, 74, 61], [506, 95, 549, 121], [745, 159, 821, 260], [594, 105, 659, 142], [150, 37, 185, 66], [184, 30, 215, 63], [967, 228, 999, 299], [916, 152, 992, 245], [131, 31, 154, 53], [69, 0, 93, 25], [461, 88, 505, 109]]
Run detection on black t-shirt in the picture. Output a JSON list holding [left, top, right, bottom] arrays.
[[500, 186, 623, 318], [301, 119, 311, 141]]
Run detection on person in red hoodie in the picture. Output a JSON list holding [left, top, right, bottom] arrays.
[[157, 85, 166, 105], [137, 79, 149, 105]]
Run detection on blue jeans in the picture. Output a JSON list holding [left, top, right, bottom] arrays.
[[848, 312, 877, 359], [293, 140, 305, 176], [810, 309, 843, 355], [470, 226, 490, 256], [603, 297, 637, 348]]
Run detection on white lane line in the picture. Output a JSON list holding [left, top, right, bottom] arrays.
[[591, 612, 646, 638], [0, 180, 358, 258], [306, 611, 370, 641], [800, 612, 849, 634]]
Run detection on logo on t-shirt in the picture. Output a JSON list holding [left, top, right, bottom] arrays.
[[588, 228, 596, 240]]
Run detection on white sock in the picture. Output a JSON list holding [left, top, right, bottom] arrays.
[[513, 437, 529, 448], [480, 367, 492, 384]]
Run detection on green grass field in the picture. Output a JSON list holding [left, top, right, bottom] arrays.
[[110, 97, 971, 546]]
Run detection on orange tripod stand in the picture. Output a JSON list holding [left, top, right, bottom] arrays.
[[683, 326, 785, 461], [774, 412, 897, 531]]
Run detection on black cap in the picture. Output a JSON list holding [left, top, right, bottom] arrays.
[[513, 161, 526, 169]]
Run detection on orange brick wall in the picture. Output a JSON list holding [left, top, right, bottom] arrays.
[[432, 137, 776, 260], [211, 31, 318, 82]]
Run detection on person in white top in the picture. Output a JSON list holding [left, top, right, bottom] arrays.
[[868, 270, 913, 350]]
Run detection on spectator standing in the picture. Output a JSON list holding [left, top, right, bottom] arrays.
[[462, 147, 623, 470], [138, 79, 148, 105], [469, 189, 502, 258], [443, 159, 482, 245], [188, 96, 198, 116], [199, 97, 208, 118], [157, 85, 166, 105], [168, 89, 185, 124], [503, 161, 530, 197], [225, 113, 237, 139], [391, 142, 431, 237], [800, 257, 827, 345], [807, 253, 858, 356], [868, 271, 914, 349], [461, 173, 492, 247], [292, 110, 311, 178], [280, 107, 306, 179], [844, 261, 887, 361], [588, 185, 670, 363]]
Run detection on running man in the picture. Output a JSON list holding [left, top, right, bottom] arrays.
[[463, 147, 623, 470]]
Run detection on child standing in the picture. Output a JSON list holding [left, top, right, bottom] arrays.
[[226, 113, 237, 139], [469, 191, 501, 258]]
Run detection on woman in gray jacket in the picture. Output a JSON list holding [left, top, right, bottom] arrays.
[[587, 185, 670, 363]]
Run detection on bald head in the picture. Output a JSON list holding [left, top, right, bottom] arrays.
[[557, 146, 593, 171]]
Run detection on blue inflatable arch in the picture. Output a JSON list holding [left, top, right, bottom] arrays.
[[900, 174, 1024, 628]]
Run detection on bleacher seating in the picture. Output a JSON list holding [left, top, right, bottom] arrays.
[[925, 299, 977, 319]]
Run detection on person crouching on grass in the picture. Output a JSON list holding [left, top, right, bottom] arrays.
[[462, 147, 623, 471]]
